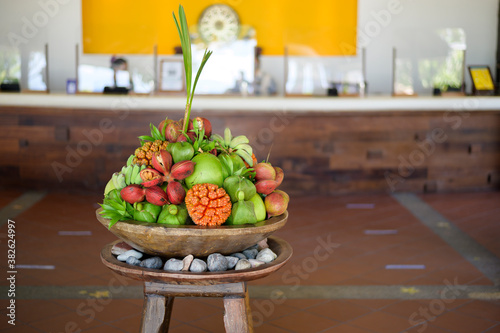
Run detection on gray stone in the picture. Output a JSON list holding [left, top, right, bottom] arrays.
[[235, 259, 252, 271], [190, 259, 207, 273], [163, 258, 183, 271], [249, 259, 266, 268], [242, 248, 258, 260], [126, 256, 141, 266], [256, 248, 277, 263], [225, 256, 239, 269], [207, 253, 228, 272], [140, 256, 163, 270], [230, 253, 246, 260], [182, 255, 194, 271], [117, 249, 143, 262]]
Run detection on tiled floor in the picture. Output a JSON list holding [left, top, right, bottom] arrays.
[[0, 189, 499, 332]]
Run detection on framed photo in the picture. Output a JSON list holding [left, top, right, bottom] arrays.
[[159, 59, 185, 92], [468, 65, 495, 96]]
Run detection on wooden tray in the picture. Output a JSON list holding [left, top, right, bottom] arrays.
[[100, 236, 293, 285]]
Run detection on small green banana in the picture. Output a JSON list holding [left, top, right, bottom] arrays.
[[129, 164, 140, 185], [230, 135, 249, 147], [211, 134, 224, 144], [104, 178, 116, 196], [224, 128, 232, 146], [133, 166, 144, 185], [234, 143, 253, 156], [126, 154, 135, 167], [116, 173, 126, 190], [237, 150, 254, 167], [111, 173, 120, 189], [124, 165, 133, 184]]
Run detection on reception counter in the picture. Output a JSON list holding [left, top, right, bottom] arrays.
[[1, 94, 499, 194], [1, 93, 500, 112]]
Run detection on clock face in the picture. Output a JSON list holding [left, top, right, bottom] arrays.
[[198, 4, 240, 43]]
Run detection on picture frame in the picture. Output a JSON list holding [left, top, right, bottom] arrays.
[[468, 65, 495, 96], [159, 59, 185, 93]]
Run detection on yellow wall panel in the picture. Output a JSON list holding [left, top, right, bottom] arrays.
[[82, 0, 357, 56]]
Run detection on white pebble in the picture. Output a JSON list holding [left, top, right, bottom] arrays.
[[235, 259, 252, 270], [117, 249, 143, 262], [256, 248, 277, 263], [248, 259, 265, 268]]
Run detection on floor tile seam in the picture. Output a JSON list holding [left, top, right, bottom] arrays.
[[402, 267, 490, 287], [33, 298, 80, 319], [0, 191, 47, 227], [248, 300, 304, 321], [285, 299, 330, 311], [392, 193, 500, 286], [453, 206, 500, 221], [377, 305, 461, 327], [0, 318, 41, 332], [180, 318, 218, 333], [19, 321, 46, 333], [303, 303, 378, 328], [465, 275, 495, 287], [326, 249, 462, 283], [102, 311, 148, 329], [80, 322, 127, 333], [173, 311, 225, 329], [348, 318, 401, 333], [265, 313, 340, 333], [323, 245, 452, 277], [195, 298, 227, 311], [483, 323, 500, 332], [419, 307, 500, 331], [452, 302, 500, 324], [26, 305, 110, 329], [317, 322, 378, 333], [260, 321, 296, 332]]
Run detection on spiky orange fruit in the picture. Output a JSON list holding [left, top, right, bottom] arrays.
[[132, 140, 169, 167], [185, 183, 232, 226]]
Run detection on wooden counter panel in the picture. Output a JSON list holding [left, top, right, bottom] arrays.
[[0, 106, 499, 194]]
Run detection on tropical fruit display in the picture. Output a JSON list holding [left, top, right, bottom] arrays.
[[98, 5, 288, 228]]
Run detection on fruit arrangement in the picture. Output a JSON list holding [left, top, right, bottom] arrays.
[[99, 5, 289, 229]]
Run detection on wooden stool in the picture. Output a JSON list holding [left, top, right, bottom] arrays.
[[101, 236, 292, 333]]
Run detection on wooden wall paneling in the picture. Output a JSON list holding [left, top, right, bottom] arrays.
[[1, 106, 499, 194]]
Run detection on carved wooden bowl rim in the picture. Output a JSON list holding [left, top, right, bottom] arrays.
[[96, 208, 288, 236], [100, 236, 293, 284]]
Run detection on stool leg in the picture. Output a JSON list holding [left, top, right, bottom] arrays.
[[141, 294, 175, 333], [223, 286, 253, 333]]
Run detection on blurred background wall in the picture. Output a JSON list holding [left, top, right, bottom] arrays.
[[0, 0, 498, 94]]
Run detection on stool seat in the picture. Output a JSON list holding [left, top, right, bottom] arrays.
[[101, 236, 292, 332]]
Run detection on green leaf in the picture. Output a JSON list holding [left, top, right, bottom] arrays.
[[108, 217, 120, 229], [173, 5, 212, 134], [189, 49, 212, 109], [138, 135, 154, 141]]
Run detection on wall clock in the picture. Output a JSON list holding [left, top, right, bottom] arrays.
[[198, 4, 240, 43]]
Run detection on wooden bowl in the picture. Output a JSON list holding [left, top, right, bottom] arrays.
[[96, 208, 288, 257]]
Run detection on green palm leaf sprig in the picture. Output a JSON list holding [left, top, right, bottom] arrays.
[[173, 5, 213, 134]]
